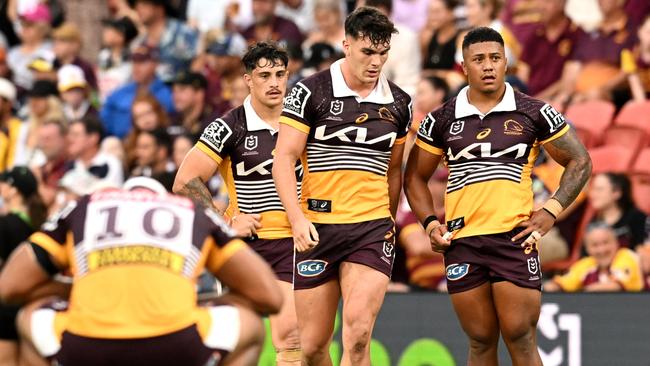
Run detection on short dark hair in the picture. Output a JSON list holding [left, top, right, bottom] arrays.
[[364, 0, 392, 15], [72, 116, 105, 143], [242, 41, 289, 73], [423, 76, 450, 100], [461, 27, 504, 51], [141, 127, 172, 154], [344, 6, 397, 47]]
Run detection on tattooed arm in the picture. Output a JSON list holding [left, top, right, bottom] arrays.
[[512, 128, 592, 242], [543, 128, 593, 208], [174, 147, 261, 237], [173, 147, 219, 210]]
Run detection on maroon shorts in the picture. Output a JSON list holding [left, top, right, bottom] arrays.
[[293, 218, 395, 290], [54, 326, 225, 366], [247, 237, 293, 283], [443, 227, 542, 294]]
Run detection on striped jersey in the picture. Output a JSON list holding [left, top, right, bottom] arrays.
[[415, 83, 570, 239], [196, 96, 302, 239], [280, 59, 412, 224], [29, 188, 244, 339]]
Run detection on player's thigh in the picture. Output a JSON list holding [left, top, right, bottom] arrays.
[[491, 281, 541, 340], [294, 279, 340, 351], [269, 280, 300, 349], [449, 282, 499, 343], [339, 261, 390, 329]]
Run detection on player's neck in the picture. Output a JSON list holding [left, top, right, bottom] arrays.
[[340, 60, 377, 98], [467, 83, 506, 115], [250, 96, 281, 129]]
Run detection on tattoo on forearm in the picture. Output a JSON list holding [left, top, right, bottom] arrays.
[[178, 177, 215, 209], [548, 131, 592, 208]]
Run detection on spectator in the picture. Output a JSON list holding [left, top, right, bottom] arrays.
[[100, 44, 174, 138], [624, 14, 650, 102], [588, 173, 649, 249], [242, 0, 304, 46], [133, 0, 199, 83], [14, 80, 64, 167], [65, 116, 124, 187], [303, 42, 339, 73], [130, 127, 176, 190], [97, 16, 139, 101], [27, 54, 56, 83], [366, 0, 421, 97], [0, 165, 47, 366], [51, 22, 98, 91], [124, 93, 170, 171], [544, 222, 644, 292], [303, 0, 346, 52], [172, 133, 194, 168], [7, 3, 53, 94], [420, 0, 462, 86], [0, 78, 21, 171], [553, 0, 637, 107], [517, 0, 584, 98], [186, 0, 232, 34], [32, 119, 68, 209], [455, 0, 521, 70], [391, 0, 430, 33], [169, 71, 217, 138], [410, 76, 448, 152], [57, 64, 98, 122], [286, 43, 306, 89], [0, 48, 11, 80]]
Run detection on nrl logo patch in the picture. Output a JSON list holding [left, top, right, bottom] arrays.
[[245, 135, 258, 151], [330, 100, 344, 115]]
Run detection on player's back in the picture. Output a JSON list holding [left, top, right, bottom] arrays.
[[41, 188, 227, 339]]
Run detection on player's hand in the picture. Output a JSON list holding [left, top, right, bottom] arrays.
[[512, 209, 556, 246], [291, 216, 319, 252], [426, 220, 452, 253], [230, 214, 262, 237]]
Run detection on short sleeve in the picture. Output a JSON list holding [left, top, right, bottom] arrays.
[[620, 49, 637, 74], [201, 208, 247, 273], [611, 250, 644, 291], [536, 104, 570, 144], [29, 200, 78, 269], [394, 97, 413, 145], [195, 117, 237, 164], [552, 258, 591, 292], [280, 81, 314, 134], [414, 112, 444, 155]]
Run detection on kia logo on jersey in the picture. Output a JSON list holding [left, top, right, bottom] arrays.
[[297, 260, 328, 277], [446, 263, 470, 281]]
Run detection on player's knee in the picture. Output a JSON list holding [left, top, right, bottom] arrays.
[[237, 306, 265, 348], [273, 327, 301, 351], [466, 327, 499, 349], [301, 342, 329, 362], [344, 324, 371, 355], [500, 322, 535, 347]]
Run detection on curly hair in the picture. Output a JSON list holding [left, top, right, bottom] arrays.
[[344, 6, 397, 47], [242, 41, 288, 73]]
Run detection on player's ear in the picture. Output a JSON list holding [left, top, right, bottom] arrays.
[[243, 73, 252, 88], [342, 38, 350, 57], [461, 61, 468, 76]]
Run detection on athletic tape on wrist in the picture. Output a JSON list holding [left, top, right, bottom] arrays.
[[543, 198, 563, 219]]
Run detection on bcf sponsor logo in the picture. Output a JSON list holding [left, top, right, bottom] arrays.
[[446, 263, 470, 281], [297, 260, 328, 277]]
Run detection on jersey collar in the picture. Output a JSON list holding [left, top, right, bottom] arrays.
[[330, 59, 394, 104], [244, 96, 277, 132], [455, 82, 516, 120]]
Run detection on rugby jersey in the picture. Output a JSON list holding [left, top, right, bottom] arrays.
[[196, 96, 302, 239], [415, 83, 570, 239], [29, 188, 245, 339], [280, 59, 412, 224], [552, 248, 644, 292]]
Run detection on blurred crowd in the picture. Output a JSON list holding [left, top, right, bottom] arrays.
[[0, 0, 649, 294]]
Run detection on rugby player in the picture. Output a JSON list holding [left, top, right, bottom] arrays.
[[404, 27, 592, 365], [273, 7, 411, 366], [0, 177, 283, 366], [173, 42, 303, 365]]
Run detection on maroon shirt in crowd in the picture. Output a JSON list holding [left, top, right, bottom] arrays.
[[520, 21, 585, 95], [242, 16, 304, 47]]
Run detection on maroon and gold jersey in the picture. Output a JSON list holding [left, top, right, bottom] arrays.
[[280, 59, 412, 224], [29, 189, 245, 339], [415, 83, 570, 239], [196, 97, 302, 239]]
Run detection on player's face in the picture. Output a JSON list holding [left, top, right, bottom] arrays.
[[245, 58, 288, 108], [343, 35, 390, 86], [462, 41, 507, 95], [585, 228, 619, 268]]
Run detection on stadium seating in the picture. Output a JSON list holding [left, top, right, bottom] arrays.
[[603, 101, 650, 153], [542, 204, 595, 273], [588, 145, 636, 174], [565, 100, 615, 147]]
